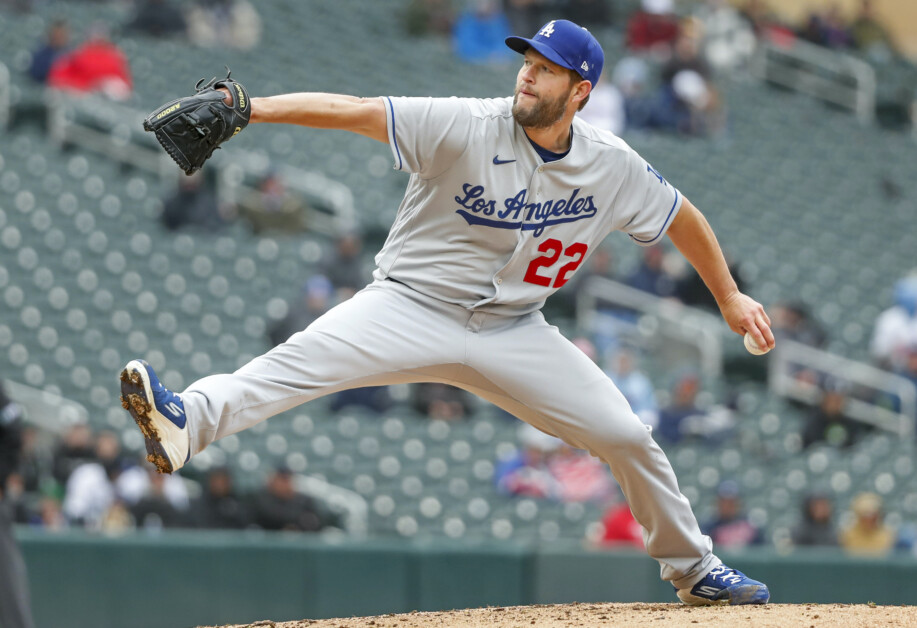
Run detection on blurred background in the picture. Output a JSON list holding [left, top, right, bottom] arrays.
[[0, 0, 916, 626]]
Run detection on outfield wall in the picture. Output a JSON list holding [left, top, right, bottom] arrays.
[[17, 529, 917, 628]]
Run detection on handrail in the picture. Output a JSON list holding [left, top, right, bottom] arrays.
[[575, 276, 724, 378], [44, 91, 358, 235], [575, 278, 916, 436], [0, 62, 10, 130], [293, 474, 368, 537], [3, 379, 89, 432], [768, 339, 916, 438], [46, 91, 175, 176], [220, 155, 359, 236], [752, 37, 876, 124]]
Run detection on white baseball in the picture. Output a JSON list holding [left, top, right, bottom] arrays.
[[744, 332, 770, 356]]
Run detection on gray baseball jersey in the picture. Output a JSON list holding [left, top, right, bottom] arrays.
[[375, 96, 682, 315], [179, 96, 720, 590]]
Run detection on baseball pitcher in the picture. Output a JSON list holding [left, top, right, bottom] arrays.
[[124, 19, 775, 605]]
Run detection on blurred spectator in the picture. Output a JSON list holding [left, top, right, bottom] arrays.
[[770, 301, 826, 349], [130, 466, 190, 530], [840, 492, 896, 557], [595, 500, 645, 549], [28, 19, 70, 84], [330, 385, 393, 414], [495, 423, 563, 499], [0, 381, 35, 628], [604, 348, 659, 429], [791, 493, 838, 547], [693, 0, 757, 73], [5, 474, 34, 529], [496, 424, 615, 503], [190, 467, 251, 529], [320, 232, 369, 296], [187, 0, 262, 50], [676, 254, 744, 311], [61, 430, 130, 528], [702, 480, 763, 549], [626, 0, 680, 54], [850, 0, 895, 59], [117, 455, 190, 511], [577, 69, 626, 135], [252, 467, 326, 532], [404, 0, 454, 37], [267, 275, 334, 347], [660, 26, 713, 90], [47, 24, 133, 101], [452, 0, 514, 66], [739, 0, 791, 41], [627, 244, 677, 298], [100, 500, 134, 534], [34, 496, 67, 531], [548, 443, 617, 503], [413, 383, 474, 421], [236, 171, 308, 235], [125, 0, 187, 38], [657, 372, 703, 443], [799, 5, 852, 50], [802, 383, 860, 449], [655, 29, 726, 137], [870, 275, 917, 371], [0, 382, 24, 494], [16, 425, 49, 495], [611, 55, 657, 132], [52, 423, 96, 486], [161, 169, 226, 232], [657, 372, 733, 443]]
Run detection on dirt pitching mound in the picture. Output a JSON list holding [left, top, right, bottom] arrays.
[[201, 602, 916, 628]]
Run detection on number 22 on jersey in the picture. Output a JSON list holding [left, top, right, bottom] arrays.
[[523, 238, 588, 288]]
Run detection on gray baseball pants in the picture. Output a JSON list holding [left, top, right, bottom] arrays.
[[181, 279, 719, 588]]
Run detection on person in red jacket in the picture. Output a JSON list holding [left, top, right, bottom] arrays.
[[597, 500, 646, 548], [47, 24, 132, 100], [626, 0, 680, 53]]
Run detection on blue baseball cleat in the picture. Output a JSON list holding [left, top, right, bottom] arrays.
[[676, 564, 770, 606], [119, 359, 190, 474]]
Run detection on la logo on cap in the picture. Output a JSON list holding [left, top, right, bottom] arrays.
[[538, 21, 555, 37]]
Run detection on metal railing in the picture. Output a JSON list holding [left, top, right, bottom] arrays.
[[751, 37, 876, 124], [575, 277, 916, 436], [294, 474, 368, 537], [769, 339, 916, 438], [220, 155, 359, 236], [575, 276, 725, 378], [44, 91, 358, 235], [46, 91, 176, 175], [3, 379, 89, 433], [0, 62, 10, 130]]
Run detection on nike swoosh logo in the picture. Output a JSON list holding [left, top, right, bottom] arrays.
[[493, 156, 516, 165]]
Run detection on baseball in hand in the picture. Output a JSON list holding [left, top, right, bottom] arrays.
[[744, 332, 770, 356]]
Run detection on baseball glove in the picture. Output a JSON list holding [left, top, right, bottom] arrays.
[[143, 70, 251, 175]]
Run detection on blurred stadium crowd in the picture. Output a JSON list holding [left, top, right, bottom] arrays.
[[1, 0, 917, 565]]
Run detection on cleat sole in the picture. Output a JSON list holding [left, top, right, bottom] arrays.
[[119, 367, 175, 475]]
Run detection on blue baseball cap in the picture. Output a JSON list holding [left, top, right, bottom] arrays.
[[505, 19, 604, 87]]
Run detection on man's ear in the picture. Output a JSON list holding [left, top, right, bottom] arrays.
[[572, 80, 592, 106]]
